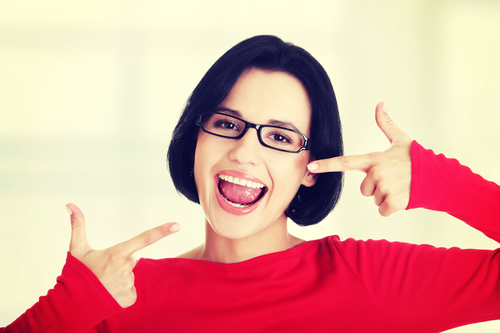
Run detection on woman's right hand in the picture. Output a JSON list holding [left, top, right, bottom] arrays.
[[66, 203, 180, 308]]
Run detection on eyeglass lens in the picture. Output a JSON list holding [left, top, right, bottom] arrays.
[[200, 113, 306, 152]]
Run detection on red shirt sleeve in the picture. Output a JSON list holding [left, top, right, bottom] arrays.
[[335, 141, 500, 331], [0, 253, 123, 333], [407, 140, 500, 242]]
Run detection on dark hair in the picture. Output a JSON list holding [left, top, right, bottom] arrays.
[[167, 35, 343, 226]]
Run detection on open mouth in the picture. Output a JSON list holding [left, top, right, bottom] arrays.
[[217, 174, 267, 208]]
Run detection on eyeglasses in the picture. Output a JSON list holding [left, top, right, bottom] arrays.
[[196, 112, 310, 153]]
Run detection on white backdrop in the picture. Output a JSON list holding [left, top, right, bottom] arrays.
[[1, 1, 500, 331]]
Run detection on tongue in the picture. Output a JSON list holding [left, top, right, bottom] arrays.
[[219, 180, 263, 204]]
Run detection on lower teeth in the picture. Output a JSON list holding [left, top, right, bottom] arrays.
[[223, 196, 251, 208]]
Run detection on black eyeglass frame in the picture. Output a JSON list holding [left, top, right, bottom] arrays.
[[196, 111, 311, 153]]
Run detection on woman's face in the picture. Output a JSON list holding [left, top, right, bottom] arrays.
[[194, 68, 316, 240]]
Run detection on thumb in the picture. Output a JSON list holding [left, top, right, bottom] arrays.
[[66, 203, 90, 256], [375, 102, 409, 146]]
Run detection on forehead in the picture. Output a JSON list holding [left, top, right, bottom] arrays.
[[218, 68, 312, 134]]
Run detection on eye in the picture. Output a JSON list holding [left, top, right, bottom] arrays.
[[214, 119, 240, 131], [268, 131, 293, 145]]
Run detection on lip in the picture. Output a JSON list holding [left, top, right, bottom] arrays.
[[214, 170, 267, 215]]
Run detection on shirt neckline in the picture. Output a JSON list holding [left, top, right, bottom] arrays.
[[163, 236, 326, 272]]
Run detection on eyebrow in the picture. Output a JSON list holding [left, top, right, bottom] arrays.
[[214, 107, 302, 133]]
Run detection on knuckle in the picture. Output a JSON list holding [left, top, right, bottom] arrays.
[[109, 251, 123, 263], [380, 114, 394, 128], [383, 197, 394, 208], [128, 293, 138, 307], [118, 259, 135, 274], [125, 274, 135, 288], [368, 152, 384, 163], [122, 294, 137, 308], [141, 232, 152, 246], [70, 219, 82, 229], [376, 183, 389, 195], [368, 166, 383, 180], [109, 250, 119, 260], [383, 117, 394, 127], [338, 155, 350, 167], [128, 257, 137, 270], [159, 224, 170, 237]]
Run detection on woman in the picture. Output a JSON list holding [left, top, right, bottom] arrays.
[[2, 35, 500, 332]]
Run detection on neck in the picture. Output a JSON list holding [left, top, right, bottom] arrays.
[[196, 218, 304, 264]]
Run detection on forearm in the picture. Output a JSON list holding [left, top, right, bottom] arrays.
[[1, 253, 122, 333], [407, 141, 500, 241]]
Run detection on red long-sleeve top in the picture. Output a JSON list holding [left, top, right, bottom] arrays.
[[2, 141, 500, 332]]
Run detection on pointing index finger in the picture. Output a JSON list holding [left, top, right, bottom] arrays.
[[115, 222, 180, 258], [308, 154, 375, 173]]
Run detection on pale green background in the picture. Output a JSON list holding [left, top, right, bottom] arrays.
[[1, 0, 500, 331]]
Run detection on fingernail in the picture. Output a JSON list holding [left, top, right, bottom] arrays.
[[169, 223, 180, 233], [381, 102, 387, 114], [307, 163, 319, 171], [65, 205, 73, 216]]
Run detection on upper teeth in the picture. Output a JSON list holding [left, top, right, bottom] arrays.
[[218, 175, 265, 189]]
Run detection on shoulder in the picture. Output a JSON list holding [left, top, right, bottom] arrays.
[[323, 235, 432, 266]]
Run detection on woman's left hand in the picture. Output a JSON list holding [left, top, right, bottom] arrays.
[[307, 102, 413, 216]]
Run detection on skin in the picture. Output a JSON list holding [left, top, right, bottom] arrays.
[[308, 102, 413, 217], [65, 80, 413, 308], [184, 68, 317, 264], [66, 203, 180, 308]]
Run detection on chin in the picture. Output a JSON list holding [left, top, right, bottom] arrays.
[[206, 215, 259, 240], [205, 208, 288, 242]]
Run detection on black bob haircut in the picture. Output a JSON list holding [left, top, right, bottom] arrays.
[[167, 35, 343, 226]]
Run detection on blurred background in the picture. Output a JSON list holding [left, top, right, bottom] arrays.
[[1, 0, 500, 331]]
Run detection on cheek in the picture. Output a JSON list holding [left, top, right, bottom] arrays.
[[194, 133, 214, 168], [270, 153, 310, 190], [193, 134, 226, 194], [193, 135, 212, 192]]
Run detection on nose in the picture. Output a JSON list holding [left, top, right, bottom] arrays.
[[228, 128, 263, 166]]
